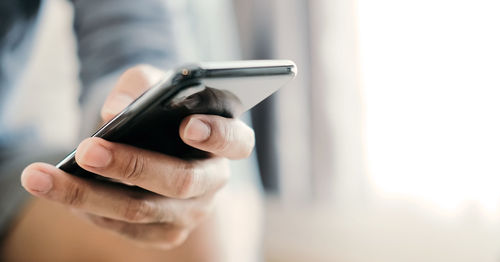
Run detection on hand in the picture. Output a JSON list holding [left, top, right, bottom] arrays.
[[21, 65, 255, 249]]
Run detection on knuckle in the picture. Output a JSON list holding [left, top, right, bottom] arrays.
[[123, 64, 150, 78], [121, 64, 163, 86], [120, 153, 146, 181], [120, 224, 143, 239], [62, 181, 87, 207], [188, 204, 213, 225], [226, 123, 255, 159], [212, 123, 234, 154], [174, 164, 199, 199], [122, 199, 154, 222], [116, 65, 155, 92]]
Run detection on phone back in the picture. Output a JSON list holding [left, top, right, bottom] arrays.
[[57, 60, 296, 179]]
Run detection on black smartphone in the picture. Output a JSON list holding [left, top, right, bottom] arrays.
[[56, 60, 297, 179]]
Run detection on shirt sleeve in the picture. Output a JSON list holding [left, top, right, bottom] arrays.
[[70, 0, 179, 135], [71, 0, 178, 102]]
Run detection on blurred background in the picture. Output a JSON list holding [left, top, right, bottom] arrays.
[[10, 0, 500, 261]]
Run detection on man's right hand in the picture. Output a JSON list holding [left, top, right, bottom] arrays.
[[20, 65, 255, 249]]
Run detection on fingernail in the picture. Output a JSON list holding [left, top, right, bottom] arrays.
[[21, 169, 53, 194], [184, 118, 211, 142], [103, 93, 134, 117], [80, 142, 112, 168]]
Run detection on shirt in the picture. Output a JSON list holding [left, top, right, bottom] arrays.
[[0, 0, 180, 239]]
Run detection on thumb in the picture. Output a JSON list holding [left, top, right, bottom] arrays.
[[101, 65, 165, 122]]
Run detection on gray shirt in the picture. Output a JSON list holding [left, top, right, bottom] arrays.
[[0, 0, 179, 239]]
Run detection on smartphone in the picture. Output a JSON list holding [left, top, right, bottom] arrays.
[[56, 60, 297, 179]]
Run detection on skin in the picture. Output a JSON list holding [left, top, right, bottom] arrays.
[[2, 65, 256, 261]]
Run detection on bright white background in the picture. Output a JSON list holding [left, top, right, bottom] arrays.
[[267, 0, 500, 261], [13, 0, 500, 261], [359, 0, 500, 215]]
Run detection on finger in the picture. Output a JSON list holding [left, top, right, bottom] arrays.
[[101, 64, 165, 122], [21, 162, 172, 223], [75, 137, 230, 199], [85, 214, 190, 250], [22, 162, 215, 225], [74, 190, 213, 227], [179, 114, 255, 159]]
